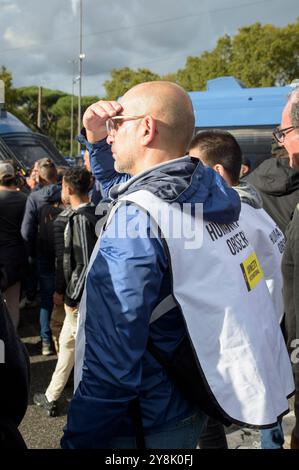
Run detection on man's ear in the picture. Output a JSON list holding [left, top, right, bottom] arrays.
[[213, 163, 225, 179], [67, 185, 74, 196], [140, 115, 157, 146], [63, 182, 72, 197]]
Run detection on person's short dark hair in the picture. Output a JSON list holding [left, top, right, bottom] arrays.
[[241, 156, 251, 168], [240, 156, 252, 178], [37, 158, 57, 183], [56, 166, 68, 184], [63, 167, 91, 196], [189, 129, 242, 185]]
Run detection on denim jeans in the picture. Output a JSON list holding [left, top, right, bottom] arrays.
[[109, 408, 207, 449], [37, 256, 55, 343], [260, 422, 284, 449], [198, 417, 228, 449], [24, 258, 38, 301]]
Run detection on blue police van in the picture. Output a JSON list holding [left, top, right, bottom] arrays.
[[0, 80, 66, 172], [189, 76, 295, 168]]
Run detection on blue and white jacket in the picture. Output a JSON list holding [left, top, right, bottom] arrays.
[[61, 139, 241, 449]]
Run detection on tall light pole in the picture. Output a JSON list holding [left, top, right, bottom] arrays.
[[70, 60, 78, 157], [77, 0, 85, 155], [37, 86, 42, 129], [70, 76, 75, 157]]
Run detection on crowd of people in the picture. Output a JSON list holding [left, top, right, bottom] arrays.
[[0, 80, 299, 450]]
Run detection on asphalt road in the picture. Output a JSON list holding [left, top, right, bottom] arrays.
[[18, 305, 71, 449]]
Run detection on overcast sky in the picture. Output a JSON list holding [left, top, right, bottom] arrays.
[[0, 0, 297, 97]]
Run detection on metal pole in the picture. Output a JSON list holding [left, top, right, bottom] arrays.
[[0, 80, 5, 108], [70, 60, 77, 157], [37, 86, 42, 128], [70, 78, 74, 157], [77, 0, 83, 155]]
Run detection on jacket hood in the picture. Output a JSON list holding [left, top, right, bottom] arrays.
[[247, 157, 299, 196], [110, 156, 241, 224], [234, 181, 263, 209], [34, 184, 61, 204]]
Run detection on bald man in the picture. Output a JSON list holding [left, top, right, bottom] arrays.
[[62, 82, 294, 449]]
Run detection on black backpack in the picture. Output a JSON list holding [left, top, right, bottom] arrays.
[[37, 202, 63, 258]]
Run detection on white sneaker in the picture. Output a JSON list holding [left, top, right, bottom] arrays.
[[42, 341, 54, 356]]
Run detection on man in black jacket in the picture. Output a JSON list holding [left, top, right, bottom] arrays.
[[21, 158, 62, 355], [279, 88, 299, 449], [247, 141, 299, 234], [51, 207, 73, 354], [0, 162, 27, 329], [33, 167, 98, 416], [0, 286, 29, 448]]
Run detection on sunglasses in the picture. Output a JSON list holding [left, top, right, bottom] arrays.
[[106, 115, 145, 134]]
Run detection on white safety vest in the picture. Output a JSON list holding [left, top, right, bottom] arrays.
[[239, 203, 285, 323], [75, 189, 294, 427]]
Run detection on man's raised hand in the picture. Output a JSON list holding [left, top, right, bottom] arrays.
[[83, 100, 123, 143]]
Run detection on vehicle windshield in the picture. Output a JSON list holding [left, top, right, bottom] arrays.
[[1, 133, 66, 170], [8, 143, 54, 168]]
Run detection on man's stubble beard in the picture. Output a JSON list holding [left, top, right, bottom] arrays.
[[114, 154, 135, 175]]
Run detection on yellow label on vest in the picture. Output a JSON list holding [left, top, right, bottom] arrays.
[[240, 252, 264, 291]]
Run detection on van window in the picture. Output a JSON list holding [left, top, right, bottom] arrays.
[[1, 133, 66, 169], [7, 142, 54, 168]]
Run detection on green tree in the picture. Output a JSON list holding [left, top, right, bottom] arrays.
[[48, 95, 73, 155], [177, 35, 232, 91], [13, 87, 71, 153], [161, 72, 179, 84], [0, 66, 17, 110], [176, 19, 299, 90], [230, 21, 299, 86], [104, 67, 161, 100], [0, 67, 101, 155], [50, 94, 100, 155], [15, 86, 66, 134]]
